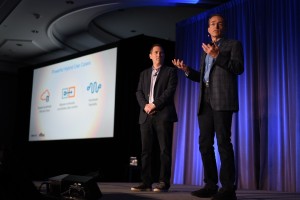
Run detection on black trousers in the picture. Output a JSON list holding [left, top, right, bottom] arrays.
[[198, 86, 236, 190], [140, 115, 173, 186]]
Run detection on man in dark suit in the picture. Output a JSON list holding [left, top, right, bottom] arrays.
[[131, 44, 178, 192], [172, 14, 244, 200]]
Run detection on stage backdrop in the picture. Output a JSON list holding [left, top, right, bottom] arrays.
[[171, 0, 300, 193]]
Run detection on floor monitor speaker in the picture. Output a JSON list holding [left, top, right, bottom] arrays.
[[48, 174, 102, 200]]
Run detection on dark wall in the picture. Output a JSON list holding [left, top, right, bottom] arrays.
[[13, 35, 175, 182], [0, 72, 17, 154]]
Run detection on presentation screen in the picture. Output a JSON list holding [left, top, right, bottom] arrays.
[[29, 47, 117, 141]]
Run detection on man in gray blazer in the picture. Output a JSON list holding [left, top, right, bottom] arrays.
[[172, 14, 244, 200], [131, 44, 178, 192]]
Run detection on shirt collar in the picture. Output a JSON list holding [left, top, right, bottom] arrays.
[[212, 38, 222, 46], [152, 66, 161, 72]]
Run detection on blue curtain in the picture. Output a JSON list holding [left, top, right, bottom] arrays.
[[171, 0, 300, 192]]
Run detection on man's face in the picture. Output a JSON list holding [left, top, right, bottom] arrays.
[[149, 46, 164, 66], [208, 16, 224, 38]]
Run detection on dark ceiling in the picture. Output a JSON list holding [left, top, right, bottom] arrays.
[[0, 0, 229, 72]]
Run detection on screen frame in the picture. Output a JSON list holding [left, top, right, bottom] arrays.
[[26, 42, 119, 142]]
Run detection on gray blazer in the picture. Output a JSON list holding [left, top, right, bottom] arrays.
[[187, 38, 244, 113], [136, 65, 178, 124]]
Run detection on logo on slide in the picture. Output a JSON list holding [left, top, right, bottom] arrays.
[[40, 89, 50, 102], [87, 82, 102, 94], [62, 86, 76, 99]]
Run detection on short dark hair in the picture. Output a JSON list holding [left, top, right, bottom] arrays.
[[150, 44, 164, 53], [208, 13, 225, 27]]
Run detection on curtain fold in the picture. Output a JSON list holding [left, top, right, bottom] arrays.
[[172, 0, 300, 192]]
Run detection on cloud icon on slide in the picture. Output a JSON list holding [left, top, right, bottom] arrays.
[[40, 89, 50, 102]]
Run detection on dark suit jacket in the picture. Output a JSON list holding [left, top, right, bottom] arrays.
[[136, 65, 178, 124], [187, 38, 244, 113]]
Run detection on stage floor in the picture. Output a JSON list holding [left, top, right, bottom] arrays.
[[97, 182, 300, 200], [35, 181, 300, 200]]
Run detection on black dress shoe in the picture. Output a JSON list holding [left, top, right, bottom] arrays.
[[131, 183, 152, 191], [212, 188, 237, 200], [153, 182, 170, 192], [191, 185, 218, 197]]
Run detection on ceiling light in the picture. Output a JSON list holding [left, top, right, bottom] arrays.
[[33, 13, 41, 19], [66, 0, 74, 4]]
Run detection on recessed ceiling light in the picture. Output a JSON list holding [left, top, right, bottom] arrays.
[[66, 0, 74, 4], [33, 13, 41, 19]]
